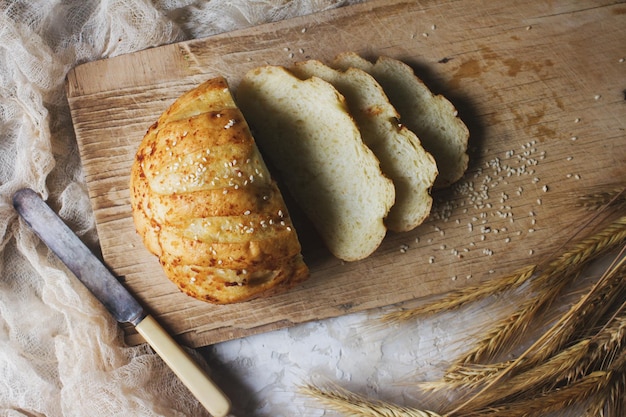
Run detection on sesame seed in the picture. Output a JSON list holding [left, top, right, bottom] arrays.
[[542, 185, 549, 192], [243, 210, 251, 215], [594, 94, 601, 100]]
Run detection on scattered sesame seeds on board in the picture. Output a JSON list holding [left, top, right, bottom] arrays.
[[399, 134, 562, 277]]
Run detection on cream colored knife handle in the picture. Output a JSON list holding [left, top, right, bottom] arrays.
[[135, 314, 231, 417]]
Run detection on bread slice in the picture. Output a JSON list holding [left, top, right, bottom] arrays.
[[236, 66, 395, 261], [130, 77, 308, 304], [332, 52, 470, 188], [291, 60, 438, 232]]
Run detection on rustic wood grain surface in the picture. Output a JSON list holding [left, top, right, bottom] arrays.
[[66, 0, 626, 347]]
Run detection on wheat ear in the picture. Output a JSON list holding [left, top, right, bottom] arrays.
[[459, 371, 615, 417], [576, 184, 626, 211], [300, 384, 442, 417], [381, 265, 535, 324]]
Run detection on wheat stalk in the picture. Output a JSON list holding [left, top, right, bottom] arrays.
[[522, 252, 626, 368], [459, 370, 615, 417], [301, 384, 442, 417], [452, 216, 626, 366], [421, 362, 512, 391], [445, 249, 626, 415], [440, 299, 624, 392], [447, 311, 626, 412], [576, 184, 626, 211], [380, 265, 535, 323]]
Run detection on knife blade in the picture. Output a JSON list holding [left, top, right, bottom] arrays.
[[12, 188, 231, 417]]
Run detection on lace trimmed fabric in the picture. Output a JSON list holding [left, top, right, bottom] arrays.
[[0, 1, 358, 415]]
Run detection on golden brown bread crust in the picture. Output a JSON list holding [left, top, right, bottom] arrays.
[[130, 77, 308, 304]]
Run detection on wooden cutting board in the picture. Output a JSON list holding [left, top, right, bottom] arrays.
[[66, 0, 626, 348]]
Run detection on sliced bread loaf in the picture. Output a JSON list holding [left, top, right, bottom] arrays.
[[291, 60, 438, 232], [332, 52, 470, 188], [236, 65, 395, 261]]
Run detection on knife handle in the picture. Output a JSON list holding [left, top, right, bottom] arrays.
[[135, 314, 231, 417]]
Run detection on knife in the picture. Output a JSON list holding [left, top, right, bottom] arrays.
[[12, 188, 231, 417]]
